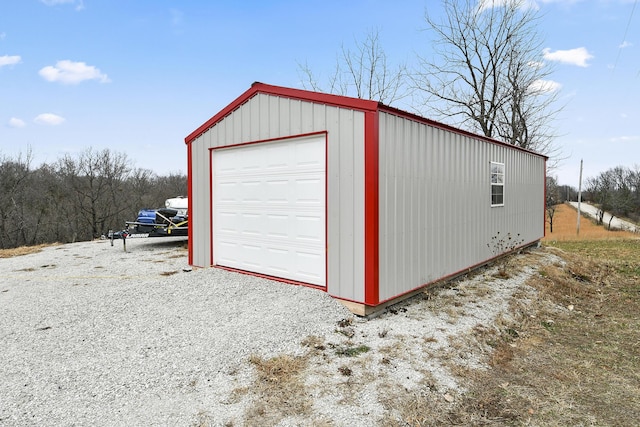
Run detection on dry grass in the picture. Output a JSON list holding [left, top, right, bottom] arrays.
[[373, 206, 640, 425], [0, 243, 59, 258], [238, 354, 313, 425], [159, 270, 178, 276], [544, 203, 638, 241], [383, 239, 640, 426]]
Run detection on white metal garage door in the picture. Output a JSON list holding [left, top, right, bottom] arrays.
[[212, 134, 326, 287]]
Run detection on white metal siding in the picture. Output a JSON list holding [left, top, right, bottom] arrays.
[[211, 135, 326, 286], [378, 112, 545, 301], [189, 94, 366, 301]]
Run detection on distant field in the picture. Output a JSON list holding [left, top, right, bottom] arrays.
[[543, 203, 638, 241]]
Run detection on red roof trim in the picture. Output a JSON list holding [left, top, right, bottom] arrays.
[[186, 82, 547, 160], [184, 82, 379, 144], [377, 104, 548, 159]]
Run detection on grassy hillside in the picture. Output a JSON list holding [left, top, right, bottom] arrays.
[[439, 204, 640, 425]]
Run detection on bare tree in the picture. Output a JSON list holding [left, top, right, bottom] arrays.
[[153, 173, 187, 201], [56, 148, 132, 239], [558, 184, 578, 203], [127, 167, 158, 212], [415, 0, 561, 158], [586, 170, 616, 227], [610, 166, 634, 217], [299, 28, 410, 105], [34, 163, 74, 243], [546, 175, 560, 233], [630, 165, 640, 223], [0, 151, 33, 248], [585, 165, 640, 229]]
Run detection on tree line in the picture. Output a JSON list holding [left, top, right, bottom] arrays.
[[546, 165, 640, 233], [584, 165, 640, 227], [0, 148, 186, 249]]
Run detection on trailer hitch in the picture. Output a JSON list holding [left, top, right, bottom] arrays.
[[109, 229, 130, 252]]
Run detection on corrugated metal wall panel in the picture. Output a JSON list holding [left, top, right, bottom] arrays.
[[378, 112, 545, 301], [190, 132, 210, 268], [189, 94, 366, 302]]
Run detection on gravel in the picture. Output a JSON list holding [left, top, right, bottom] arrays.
[[0, 237, 553, 426]]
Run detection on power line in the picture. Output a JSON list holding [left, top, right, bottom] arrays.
[[612, 0, 637, 72]]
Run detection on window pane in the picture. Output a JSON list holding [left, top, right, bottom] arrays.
[[490, 162, 505, 206], [491, 185, 504, 205]]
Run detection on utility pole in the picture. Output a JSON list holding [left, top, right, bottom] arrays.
[[577, 159, 583, 235]]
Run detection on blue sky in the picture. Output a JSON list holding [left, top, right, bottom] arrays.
[[0, 0, 638, 188]]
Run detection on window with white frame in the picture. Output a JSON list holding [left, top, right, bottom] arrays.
[[491, 162, 505, 206]]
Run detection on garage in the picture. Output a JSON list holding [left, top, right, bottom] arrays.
[[185, 82, 546, 315], [211, 134, 326, 287]]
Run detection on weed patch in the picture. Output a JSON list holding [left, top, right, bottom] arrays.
[[334, 344, 370, 357], [238, 354, 312, 425]]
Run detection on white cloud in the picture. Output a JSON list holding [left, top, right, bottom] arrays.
[[34, 113, 66, 125], [537, 0, 583, 3], [0, 32, 6, 40], [169, 8, 185, 35], [170, 9, 184, 27], [478, 0, 539, 12], [528, 60, 546, 69], [40, 0, 84, 10], [619, 41, 633, 49], [0, 55, 21, 67], [8, 117, 26, 128], [542, 47, 593, 67], [529, 79, 562, 93], [39, 60, 110, 84], [609, 135, 639, 143]]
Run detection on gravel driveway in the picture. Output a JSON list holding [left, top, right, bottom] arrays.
[[1, 237, 352, 425], [1, 237, 552, 426]]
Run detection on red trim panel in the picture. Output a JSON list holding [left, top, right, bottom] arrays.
[[364, 111, 380, 305], [208, 131, 327, 152], [543, 158, 548, 238], [187, 142, 194, 266], [324, 133, 329, 294], [215, 266, 327, 291], [209, 147, 215, 266]]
